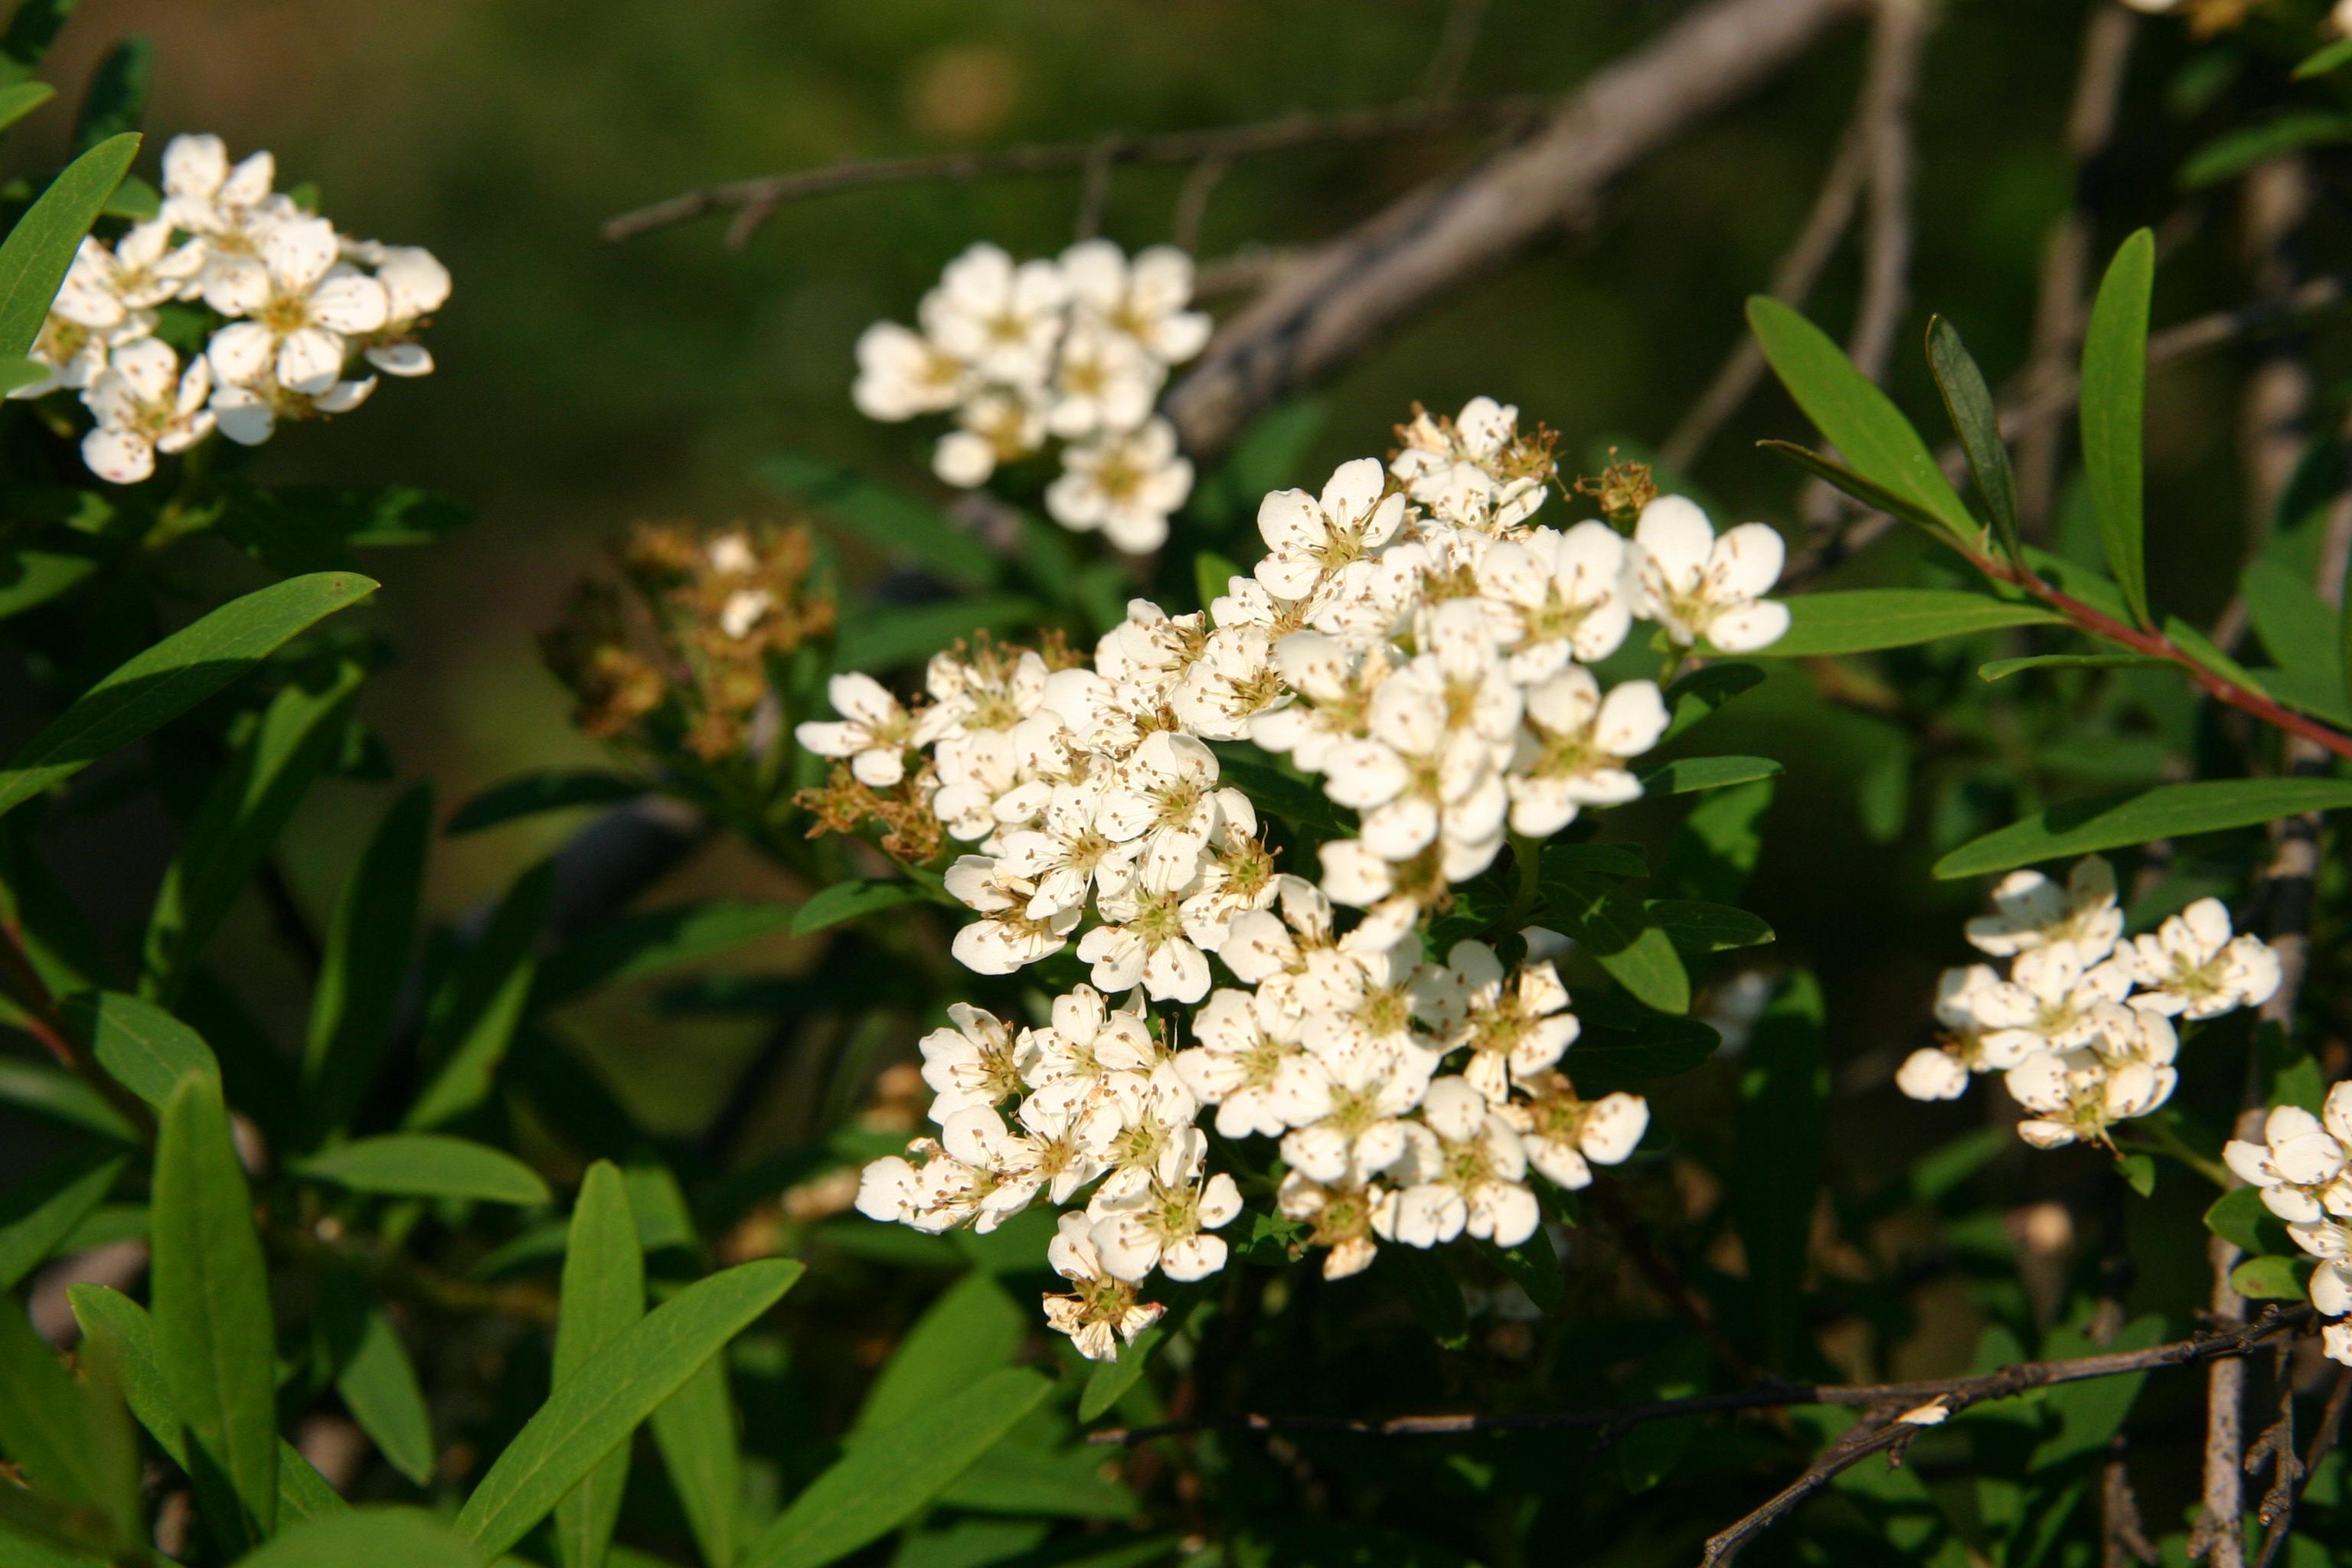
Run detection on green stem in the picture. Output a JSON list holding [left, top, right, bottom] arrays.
[[2119, 1119, 2229, 1189]]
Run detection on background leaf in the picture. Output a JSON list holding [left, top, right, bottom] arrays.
[[295, 1134, 551, 1206], [1731, 972, 1827, 1367], [2079, 229, 2154, 626], [1934, 778, 2352, 878], [554, 1162, 644, 1568]]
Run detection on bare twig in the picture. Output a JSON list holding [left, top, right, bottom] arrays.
[[1074, 141, 1116, 241], [2254, 1368, 2352, 1568], [1170, 156, 1230, 255], [602, 97, 1551, 246], [2014, 5, 2137, 536], [1089, 1304, 2312, 1448], [1161, 0, 1867, 459]]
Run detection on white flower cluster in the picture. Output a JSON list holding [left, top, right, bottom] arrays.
[[23, 134, 447, 485], [808, 395, 1786, 1356], [2223, 1088, 2352, 1368], [852, 240, 1207, 552], [1896, 856, 2282, 1149]]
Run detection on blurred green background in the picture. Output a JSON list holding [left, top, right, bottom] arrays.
[[24, 0, 2324, 1137]]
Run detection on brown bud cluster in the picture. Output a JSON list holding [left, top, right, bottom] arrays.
[[541, 521, 836, 761], [1573, 449, 1657, 531]]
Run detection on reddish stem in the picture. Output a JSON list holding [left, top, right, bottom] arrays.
[[1973, 552, 2352, 765]]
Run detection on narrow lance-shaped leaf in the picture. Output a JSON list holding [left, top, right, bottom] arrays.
[[650, 1356, 745, 1568], [2080, 229, 2154, 627], [1926, 315, 2021, 565], [746, 1368, 1054, 1568], [0, 1292, 141, 1553], [1935, 777, 2352, 879], [404, 860, 554, 1129], [0, 1146, 124, 1291], [151, 1073, 279, 1550], [1744, 297, 1979, 545], [554, 1161, 642, 1568], [318, 1274, 436, 1488], [0, 131, 139, 358], [0, 572, 378, 821], [293, 1133, 552, 1207], [1740, 589, 2065, 658], [305, 783, 431, 1139], [224, 1507, 490, 1568], [64, 990, 219, 1110], [452, 1259, 799, 1558]]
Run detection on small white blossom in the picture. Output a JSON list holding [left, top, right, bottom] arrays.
[[1625, 495, 1789, 652], [80, 339, 214, 485], [2123, 897, 2282, 1018], [1046, 416, 1192, 553], [795, 672, 921, 788], [1965, 857, 2123, 960]]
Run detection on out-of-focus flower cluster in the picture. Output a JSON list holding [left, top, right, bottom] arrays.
[[24, 135, 449, 485], [2223, 1085, 2352, 1367], [544, 521, 835, 763], [802, 394, 1789, 1355], [853, 240, 1208, 553], [2122, 0, 2350, 39], [1896, 855, 2282, 1150]]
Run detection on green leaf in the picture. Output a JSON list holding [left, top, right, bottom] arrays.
[[1383, 1246, 1469, 1351], [318, 1276, 436, 1488], [64, 1285, 345, 1524], [141, 660, 365, 1000], [64, 990, 218, 1109], [1657, 779, 1773, 906], [1076, 1293, 1199, 1423], [538, 898, 799, 1006], [304, 785, 430, 1139], [1977, 653, 2171, 683], [2245, 556, 2341, 684], [1742, 589, 2065, 658], [1754, 441, 1972, 547], [1539, 841, 1648, 880], [1637, 755, 1781, 794], [1732, 972, 1826, 1367], [295, 1134, 551, 1206], [0, 1147, 122, 1291], [1926, 316, 2021, 564], [0, 132, 139, 359], [0, 1296, 139, 1553], [454, 1258, 801, 1558], [0, 572, 377, 822], [0, 2, 72, 86], [851, 1272, 1022, 1439], [744, 1368, 1052, 1568], [2031, 1315, 2164, 1470], [650, 1357, 743, 1568], [1660, 662, 1764, 743], [0, 80, 51, 134], [2205, 1185, 2292, 1258], [1642, 900, 1773, 956], [1745, 297, 1978, 543], [757, 451, 1000, 590], [225, 1507, 489, 1568], [834, 596, 1041, 671], [2231, 1254, 2311, 1300], [152, 1073, 279, 1550], [405, 861, 553, 1129], [2295, 36, 2352, 77], [1541, 873, 1690, 1014], [2182, 113, 2352, 189], [933, 1446, 1137, 1519], [2117, 1152, 2157, 1198], [218, 485, 472, 572], [446, 769, 642, 835], [1933, 778, 2352, 879], [1560, 1014, 1722, 1095], [790, 879, 924, 939], [2080, 230, 2154, 626], [553, 1162, 643, 1568], [69, 36, 149, 153]]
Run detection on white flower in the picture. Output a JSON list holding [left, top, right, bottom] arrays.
[[1411, 940, 1579, 1104], [1254, 458, 1407, 599], [1017, 984, 1158, 1135], [1095, 730, 1227, 889], [209, 374, 375, 447], [1045, 416, 1193, 553], [1089, 1169, 1243, 1282], [1280, 1035, 1434, 1188], [1276, 1170, 1386, 1280], [795, 672, 920, 787], [945, 858, 1079, 975], [1965, 857, 2122, 960], [916, 1004, 1026, 1123], [161, 134, 294, 264], [2222, 1093, 2352, 1223], [1170, 623, 1284, 740], [1375, 1076, 1539, 1247], [59, 224, 207, 320], [1473, 521, 1633, 680], [1060, 240, 1210, 364], [932, 387, 1046, 488], [2004, 1045, 2174, 1150], [79, 339, 214, 485], [1504, 1075, 1648, 1191], [1079, 881, 1213, 1002], [1505, 668, 1666, 838], [853, 319, 967, 420], [995, 781, 1142, 919], [1042, 1211, 1166, 1361], [1895, 963, 2016, 1102], [1895, 1048, 1969, 1102], [354, 244, 449, 377], [1174, 987, 1330, 1138], [2124, 898, 2282, 1018], [1390, 397, 1547, 534], [1046, 324, 1164, 439], [1971, 940, 2135, 1060], [922, 242, 1067, 385], [1250, 633, 1390, 773], [204, 216, 390, 394], [1625, 495, 1789, 652]]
